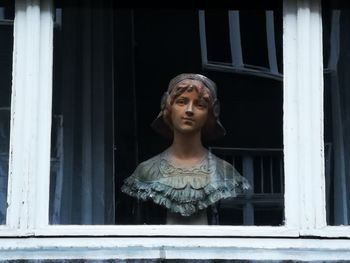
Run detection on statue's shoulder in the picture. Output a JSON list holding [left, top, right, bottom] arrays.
[[121, 152, 163, 192], [132, 153, 163, 181], [209, 152, 235, 172], [136, 154, 160, 169], [209, 151, 250, 191]]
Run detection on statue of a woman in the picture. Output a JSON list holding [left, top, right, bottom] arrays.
[[121, 73, 250, 224]]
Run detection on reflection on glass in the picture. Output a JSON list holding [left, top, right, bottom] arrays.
[[201, 8, 283, 81], [323, 0, 350, 225], [50, 1, 283, 225], [49, 3, 114, 224], [115, 7, 283, 226], [0, 1, 14, 225]]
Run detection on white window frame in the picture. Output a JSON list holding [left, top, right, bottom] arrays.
[[1, 0, 350, 260]]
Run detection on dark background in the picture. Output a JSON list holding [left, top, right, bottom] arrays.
[[114, 7, 283, 224]]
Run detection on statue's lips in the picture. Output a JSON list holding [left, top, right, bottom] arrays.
[[182, 117, 194, 122]]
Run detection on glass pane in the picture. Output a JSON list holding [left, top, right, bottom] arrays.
[[50, 1, 284, 226], [115, 5, 283, 225], [203, 7, 283, 80], [0, 0, 14, 225], [49, 2, 115, 224], [205, 10, 232, 64], [323, 0, 350, 225]]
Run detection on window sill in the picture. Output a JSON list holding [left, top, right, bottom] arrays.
[[0, 236, 350, 260]]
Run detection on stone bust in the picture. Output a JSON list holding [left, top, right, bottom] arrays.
[[121, 73, 250, 224]]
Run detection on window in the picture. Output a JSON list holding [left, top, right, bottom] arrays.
[[323, 0, 350, 226], [49, 2, 284, 226], [199, 7, 284, 226], [2, 0, 350, 261], [50, 1, 114, 225], [199, 9, 283, 80]]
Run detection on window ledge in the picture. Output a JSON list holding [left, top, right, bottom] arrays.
[[0, 237, 350, 260]]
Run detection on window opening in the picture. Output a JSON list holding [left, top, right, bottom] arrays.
[[323, 0, 350, 225], [114, 6, 283, 226], [49, 1, 115, 224], [209, 147, 283, 225], [199, 9, 283, 81], [49, 2, 284, 226]]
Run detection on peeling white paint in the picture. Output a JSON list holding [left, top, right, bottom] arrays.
[[6, 0, 53, 232], [0, 237, 350, 260], [3, 0, 350, 261], [283, 0, 326, 232]]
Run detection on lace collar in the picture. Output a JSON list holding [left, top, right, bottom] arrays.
[[158, 149, 211, 177], [121, 149, 250, 216]]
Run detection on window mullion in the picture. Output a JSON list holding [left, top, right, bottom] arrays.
[[6, 0, 53, 233], [284, 0, 326, 233], [309, 0, 326, 231], [283, 0, 301, 230], [35, 0, 54, 229], [297, 0, 326, 232]]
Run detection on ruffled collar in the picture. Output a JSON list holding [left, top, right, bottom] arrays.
[[157, 150, 211, 189], [121, 150, 250, 216]]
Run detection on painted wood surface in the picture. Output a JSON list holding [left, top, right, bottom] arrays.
[[3, 0, 350, 261]]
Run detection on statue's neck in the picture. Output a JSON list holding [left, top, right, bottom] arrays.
[[171, 131, 206, 157], [168, 132, 207, 167]]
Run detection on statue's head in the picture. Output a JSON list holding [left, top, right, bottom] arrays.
[[151, 73, 226, 141]]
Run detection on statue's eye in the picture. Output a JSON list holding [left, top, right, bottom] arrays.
[[175, 98, 186, 105], [196, 100, 208, 109]]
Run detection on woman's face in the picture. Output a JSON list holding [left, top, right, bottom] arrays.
[[170, 81, 209, 136]]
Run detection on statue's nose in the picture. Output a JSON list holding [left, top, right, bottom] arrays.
[[185, 102, 194, 115]]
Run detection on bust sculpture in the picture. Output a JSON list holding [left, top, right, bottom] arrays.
[[121, 73, 250, 224]]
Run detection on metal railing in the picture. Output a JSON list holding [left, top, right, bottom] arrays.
[[209, 146, 284, 225]]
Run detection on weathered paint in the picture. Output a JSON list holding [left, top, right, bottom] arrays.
[[0, 237, 350, 260], [6, 0, 53, 233], [2, 0, 350, 261]]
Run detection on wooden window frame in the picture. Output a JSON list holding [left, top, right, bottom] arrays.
[[1, 0, 350, 260]]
